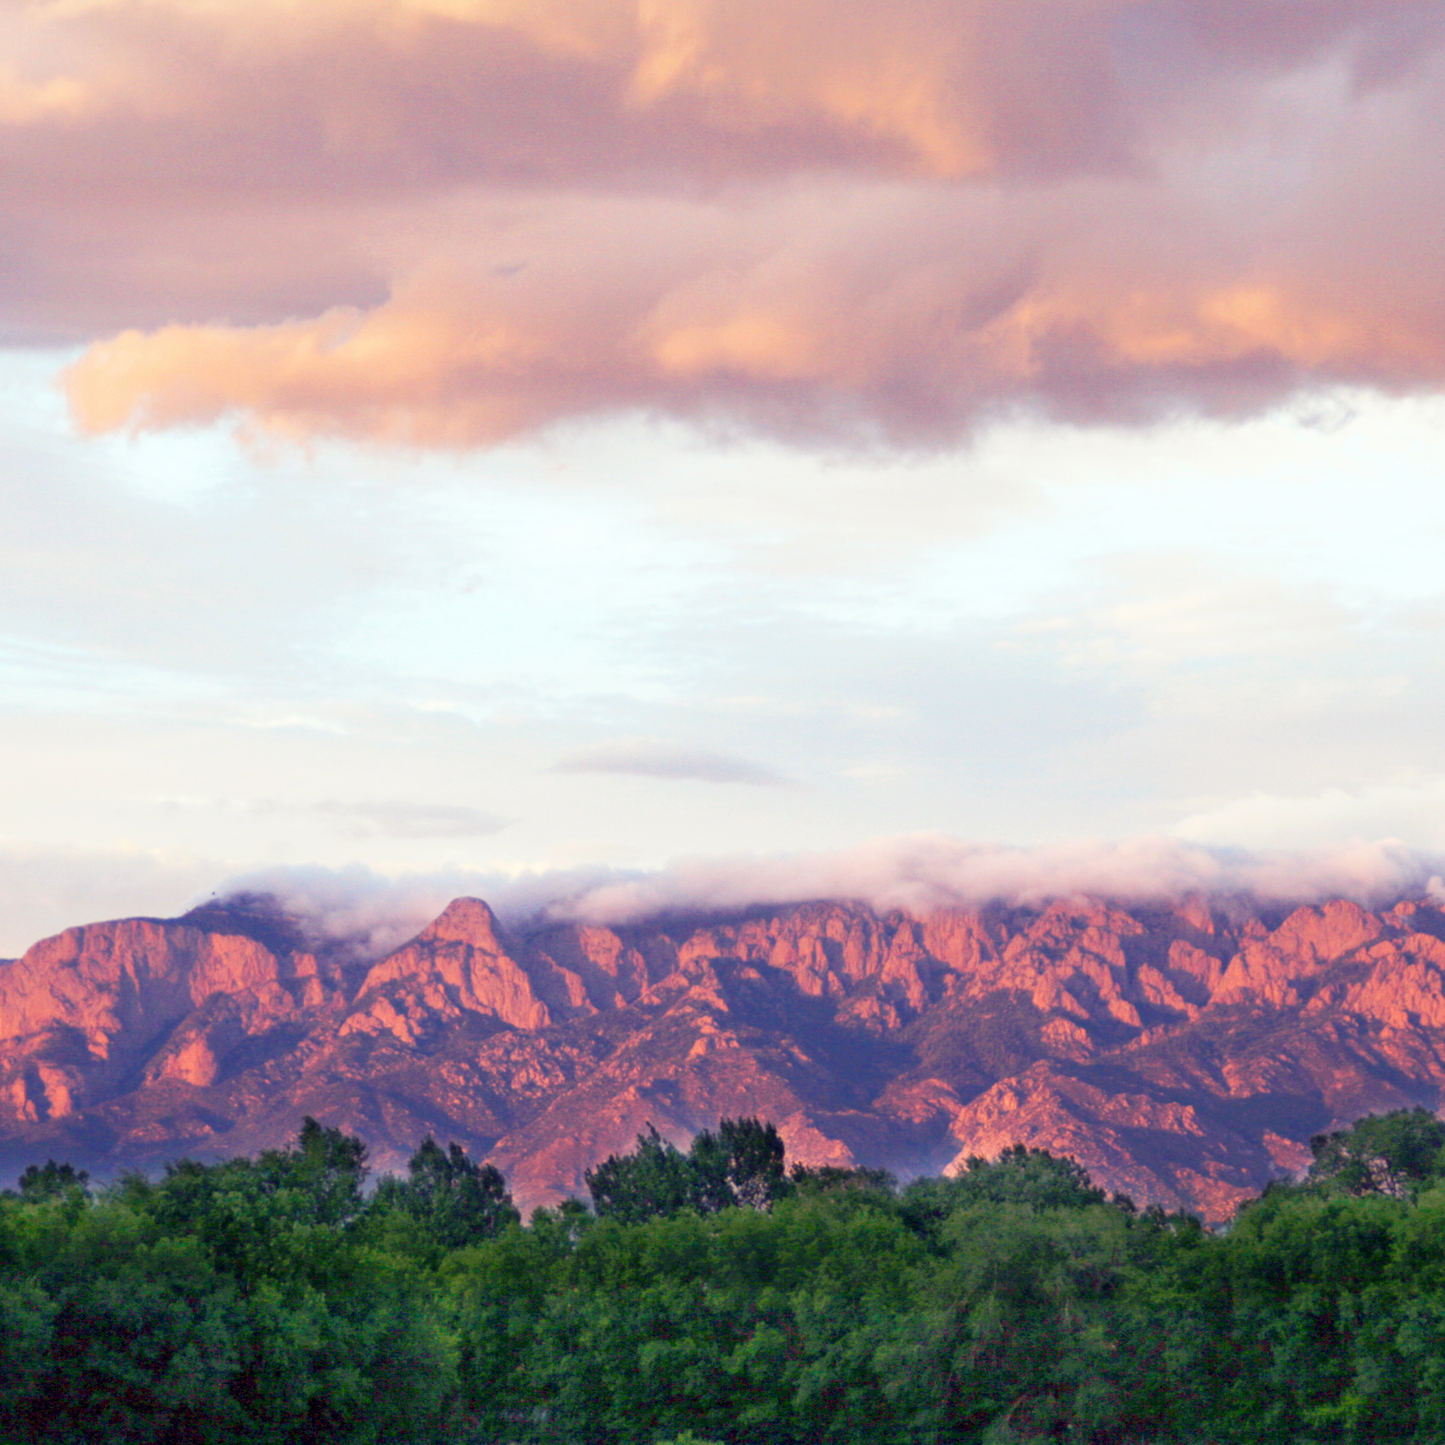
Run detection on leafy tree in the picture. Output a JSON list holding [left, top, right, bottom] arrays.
[[703, 1117, 790, 1210], [900, 1145, 1106, 1245], [586, 1118, 790, 1224], [586, 1127, 699, 1225], [1308, 1107, 1445, 1197], [267, 1115, 370, 1224], [21, 1111, 1445, 1443], [370, 1136, 519, 1249], [951, 1144, 1107, 1208], [790, 1164, 897, 1194], [115, 1119, 372, 1288], [12, 1160, 89, 1203]]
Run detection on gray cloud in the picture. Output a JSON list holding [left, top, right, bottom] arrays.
[[551, 738, 790, 786]]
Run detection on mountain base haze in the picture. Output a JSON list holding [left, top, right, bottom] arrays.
[[3, 887, 1445, 1221]]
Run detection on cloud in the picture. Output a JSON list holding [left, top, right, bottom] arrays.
[[155, 796, 512, 840], [5, 0, 1444, 446], [205, 834, 1445, 963], [1175, 777, 1445, 851], [4, 834, 1436, 962], [518, 834, 1445, 925], [552, 737, 789, 785], [201, 863, 489, 962], [6, 0, 1428, 198], [60, 166, 1445, 447], [310, 800, 511, 838]]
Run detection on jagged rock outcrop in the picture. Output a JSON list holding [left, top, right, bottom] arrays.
[[341, 899, 554, 1044], [3, 890, 1445, 1221]]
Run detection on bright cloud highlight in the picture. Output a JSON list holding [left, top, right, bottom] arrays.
[[0, 0, 1439, 446]]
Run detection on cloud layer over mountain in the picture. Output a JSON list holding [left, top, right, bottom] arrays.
[[6, 0, 1442, 447], [214, 834, 1445, 962]]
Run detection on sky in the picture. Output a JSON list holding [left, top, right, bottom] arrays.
[[4, 0, 1445, 954]]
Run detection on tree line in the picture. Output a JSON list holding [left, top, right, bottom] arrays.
[[4, 1108, 1445, 1442]]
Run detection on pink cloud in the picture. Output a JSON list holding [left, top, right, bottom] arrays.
[[3, 0, 1442, 444], [218, 835, 1445, 960]]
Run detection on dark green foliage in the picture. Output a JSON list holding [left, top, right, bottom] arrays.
[[951, 1142, 1108, 1208], [12, 1109, 1445, 1443], [899, 1144, 1105, 1243], [715, 1116, 789, 1209], [110, 1117, 373, 1289], [586, 1126, 698, 1223], [288, 1114, 370, 1216], [0, 1123, 454, 1445], [790, 1164, 897, 1193], [1308, 1106, 1445, 1197], [585, 1117, 789, 1223], [369, 1136, 520, 1250], [13, 1160, 89, 1202]]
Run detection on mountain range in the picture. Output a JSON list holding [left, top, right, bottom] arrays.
[[3, 889, 1445, 1221]]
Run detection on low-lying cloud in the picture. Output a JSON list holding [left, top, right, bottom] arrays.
[[5, 0, 1443, 447], [552, 738, 789, 785], [208, 834, 1445, 963]]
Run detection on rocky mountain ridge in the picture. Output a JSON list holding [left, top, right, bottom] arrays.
[[3, 890, 1445, 1221]]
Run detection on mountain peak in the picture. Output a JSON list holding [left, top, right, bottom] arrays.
[[417, 896, 505, 948], [1, 890, 1444, 1222], [178, 891, 311, 958]]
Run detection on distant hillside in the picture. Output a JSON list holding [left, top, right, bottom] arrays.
[[2, 889, 1445, 1221]]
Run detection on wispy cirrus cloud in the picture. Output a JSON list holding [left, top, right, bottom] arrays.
[[310, 800, 511, 839], [156, 796, 511, 839], [552, 738, 790, 786]]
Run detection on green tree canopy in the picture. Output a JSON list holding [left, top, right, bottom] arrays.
[[12, 1160, 89, 1203], [586, 1117, 790, 1223], [1308, 1107, 1445, 1197], [10, 1110, 1445, 1444], [370, 1136, 519, 1248]]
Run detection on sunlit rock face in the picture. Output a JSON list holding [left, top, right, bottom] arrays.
[[2, 890, 1445, 1222]]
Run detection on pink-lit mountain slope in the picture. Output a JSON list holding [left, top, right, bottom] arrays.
[[3, 891, 1445, 1222]]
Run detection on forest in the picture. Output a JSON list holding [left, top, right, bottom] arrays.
[[3, 1108, 1445, 1444]]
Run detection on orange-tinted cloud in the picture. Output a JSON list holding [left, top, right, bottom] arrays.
[[7, 0, 1445, 444]]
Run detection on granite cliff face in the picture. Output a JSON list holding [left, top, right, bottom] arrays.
[[3, 890, 1445, 1221]]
